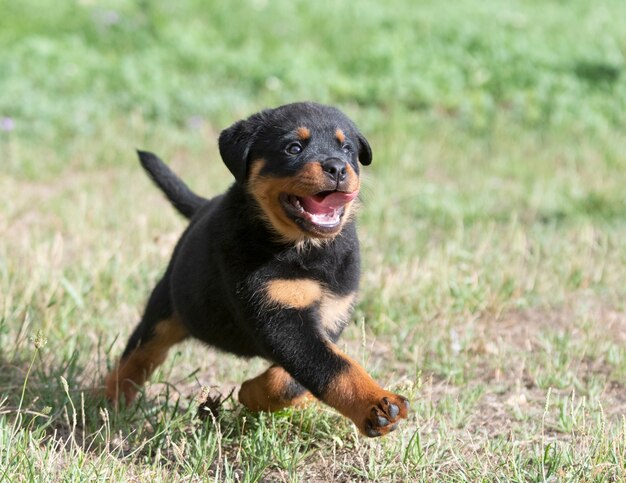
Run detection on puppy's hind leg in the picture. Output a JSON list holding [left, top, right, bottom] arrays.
[[105, 277, 188, 405], [239, 365, 313, 412]]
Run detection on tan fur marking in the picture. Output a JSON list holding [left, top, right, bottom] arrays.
[[239, 365, 312, 411], [335, 128, 346, 144], [324, 348, 381, 414], [248, 159, 356, 244], [344, 163, 360, 193], [319, 292, 355, 335], [266, 278, 322, 308], [321, 345, 409, 435], [248, 160, 304, 243], [105, 317, 188, 404], [296, 126, 311, 140]]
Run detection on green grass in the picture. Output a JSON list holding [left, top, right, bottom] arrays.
[[2, 0, 626, 480]]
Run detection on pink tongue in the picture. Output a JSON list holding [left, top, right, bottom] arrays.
[[299, 191, 358, 215]]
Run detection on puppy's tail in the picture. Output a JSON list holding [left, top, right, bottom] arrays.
[[137, 150, 208, 219]]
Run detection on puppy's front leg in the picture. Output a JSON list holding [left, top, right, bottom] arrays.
[[317, 345, 410, 437], [256, 312, 409, 437]]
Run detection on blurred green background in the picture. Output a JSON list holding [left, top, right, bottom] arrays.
[[1, 0, 624, 152], [2, 1, 626, 480]]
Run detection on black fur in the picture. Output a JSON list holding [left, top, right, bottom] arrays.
[[137, 150, 208, 219], [119, 102, 370, 400], [220, 103, 371, 184]]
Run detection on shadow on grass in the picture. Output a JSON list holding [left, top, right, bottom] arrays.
[[0, 347, 324, 475], [0, 347, 194, 456], [573, 60, 622, 86]]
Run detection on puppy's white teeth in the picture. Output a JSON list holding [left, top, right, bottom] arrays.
[[310, 209, 341, 227], [294, 198, 304, 212], [288, 196, 302, 211]]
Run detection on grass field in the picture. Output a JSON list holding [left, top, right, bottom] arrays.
[[2, 0, 626, 480]]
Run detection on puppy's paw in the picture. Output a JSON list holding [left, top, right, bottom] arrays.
[[361, 393, 409, 437], [103, 369, 138, 407]]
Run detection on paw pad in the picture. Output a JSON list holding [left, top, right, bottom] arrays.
[[362, 393, 409, 437]]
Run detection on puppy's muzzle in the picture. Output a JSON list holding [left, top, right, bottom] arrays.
[[322, 158, 348, 183]]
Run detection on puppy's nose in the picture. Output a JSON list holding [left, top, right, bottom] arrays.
[[321, 158, 347, 182]]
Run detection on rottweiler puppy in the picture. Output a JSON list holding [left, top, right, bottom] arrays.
[[105, 102, 409, 437]]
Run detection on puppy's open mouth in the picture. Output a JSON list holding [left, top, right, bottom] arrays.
[[280, 190, 358, 234]]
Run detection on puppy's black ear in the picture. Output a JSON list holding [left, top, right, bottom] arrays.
[[357, 132, 372, 166], [218, 112, 267, 184]]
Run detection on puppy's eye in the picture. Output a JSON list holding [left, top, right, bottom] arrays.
[[342, 144, 353, 154], [286, 142, 303, 155]]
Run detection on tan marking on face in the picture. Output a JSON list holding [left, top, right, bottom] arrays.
[[266, 278, 322, 308], [238, 365, 313, 411], [248, 160, 314, 242], [329, 162, 361, 225], [296, 126, 311, 141], [343, 163, 360, 193], [104, 317, 188, 404], [335, 129, 346, 144], [248, 159, 355, 243], [319, 292, 356, 336]]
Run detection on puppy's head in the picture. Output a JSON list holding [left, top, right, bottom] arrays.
[[219, 102, 372, 243]]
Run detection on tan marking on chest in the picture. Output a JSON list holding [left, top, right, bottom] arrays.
[[266, 278, 322, 308], [319, 292, 356, 335]]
